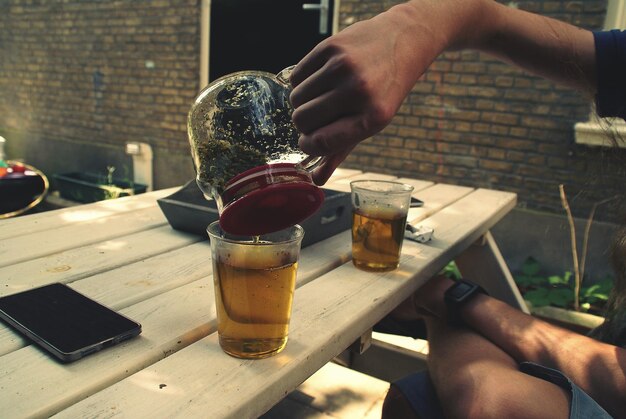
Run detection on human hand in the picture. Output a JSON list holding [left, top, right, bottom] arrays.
[[290, 0, 491, 184], [411, 275, 455, 319], [289, 3, 441, 184]]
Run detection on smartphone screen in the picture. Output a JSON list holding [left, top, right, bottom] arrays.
[[0, 283, 141, 362]]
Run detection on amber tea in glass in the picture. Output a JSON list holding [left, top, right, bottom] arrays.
[[350, 181, 414, 272], [207, 222, 304, 359]]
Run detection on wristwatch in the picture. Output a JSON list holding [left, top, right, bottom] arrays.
[[444, 279, 488, 327]]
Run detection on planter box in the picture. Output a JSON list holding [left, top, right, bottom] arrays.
[[53, 172, 147, 203]]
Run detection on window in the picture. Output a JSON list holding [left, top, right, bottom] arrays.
[[574, 0, 626, 148]]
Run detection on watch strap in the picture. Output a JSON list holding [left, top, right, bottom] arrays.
[[444, 279, 487, 327]]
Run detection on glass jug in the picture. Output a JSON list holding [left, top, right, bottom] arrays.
[[188, 66, 324, 236]]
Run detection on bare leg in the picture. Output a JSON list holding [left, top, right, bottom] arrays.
[[384, 317, 572, 419]]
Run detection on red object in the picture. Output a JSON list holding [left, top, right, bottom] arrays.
[[219, 163, 324, 235], [10, 162, 26, 173]]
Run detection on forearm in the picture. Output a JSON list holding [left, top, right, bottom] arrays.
[[401, 0, 596, 95], [462, 293, 626, 416], [388, 0, 493, 86], [479, 2, 595, 95]]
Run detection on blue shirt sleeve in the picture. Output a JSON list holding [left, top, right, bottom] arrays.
[[594, 30, 626, 119]]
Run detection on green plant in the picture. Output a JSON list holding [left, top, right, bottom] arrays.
[[102, 165, 135, 199], [440, 261, 462, 280], [104, 165, 134, 188], [106, 165, 115, 185], [514, 256, 612, 314], [559, 185, 619, 311]]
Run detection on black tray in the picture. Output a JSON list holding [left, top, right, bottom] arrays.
[[157, 181, 352, 248]]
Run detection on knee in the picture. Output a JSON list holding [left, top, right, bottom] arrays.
[[437, 365, 515, 419], [382, 385, 420, 419]]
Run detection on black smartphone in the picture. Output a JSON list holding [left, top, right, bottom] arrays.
[[0, 283, 141, 363], [410, 197, 424, 208]]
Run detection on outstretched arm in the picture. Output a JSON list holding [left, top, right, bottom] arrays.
[[290, 0, 595, 184]]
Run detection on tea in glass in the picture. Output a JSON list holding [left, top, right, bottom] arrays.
[[350, 181, 414, 272], [207, 222, 304, 358]]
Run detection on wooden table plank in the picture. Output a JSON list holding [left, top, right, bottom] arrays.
[[0, 187, 177, 239], [52, 189, 516, 419], [0, 206, 168, 268], [324, 172, 398, 193], [406, 183, 474, 225], [296, 230, 353, 288], [0, 226, 202, 297], [394, 177, 434, 192]]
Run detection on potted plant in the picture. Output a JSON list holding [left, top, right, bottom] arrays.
[[53, 166, 147, 203]]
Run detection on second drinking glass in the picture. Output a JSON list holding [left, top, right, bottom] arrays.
[[350, 180, 414, 272]]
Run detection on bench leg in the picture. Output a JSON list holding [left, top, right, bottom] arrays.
[[455, 231, 529, 313]]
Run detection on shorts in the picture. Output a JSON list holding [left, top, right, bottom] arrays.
[[393, 362, 612, 419]]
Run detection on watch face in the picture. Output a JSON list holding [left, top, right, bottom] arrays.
[[449, 281, 474, 300]]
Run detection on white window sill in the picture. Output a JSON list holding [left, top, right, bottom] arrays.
[[574, 120, 626, 148]]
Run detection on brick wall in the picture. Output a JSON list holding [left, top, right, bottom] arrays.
[[0, 0, 624, 223], [0, 0, 200, 188], [339, 0, 626, 223]]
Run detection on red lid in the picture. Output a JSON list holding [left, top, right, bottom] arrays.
[[219, 164, 324, 236]]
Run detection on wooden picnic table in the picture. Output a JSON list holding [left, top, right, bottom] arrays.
[[0, 169, 526, 418]]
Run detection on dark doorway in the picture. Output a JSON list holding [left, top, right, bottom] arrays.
[[209, 0, 335, 81]]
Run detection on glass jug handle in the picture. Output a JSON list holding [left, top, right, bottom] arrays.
[[276, 65, 323, 173], [276, 65, 296, 86]]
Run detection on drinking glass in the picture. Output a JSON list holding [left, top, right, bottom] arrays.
[[350, 180, 414, 272], [207, 221, 304, 358]]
